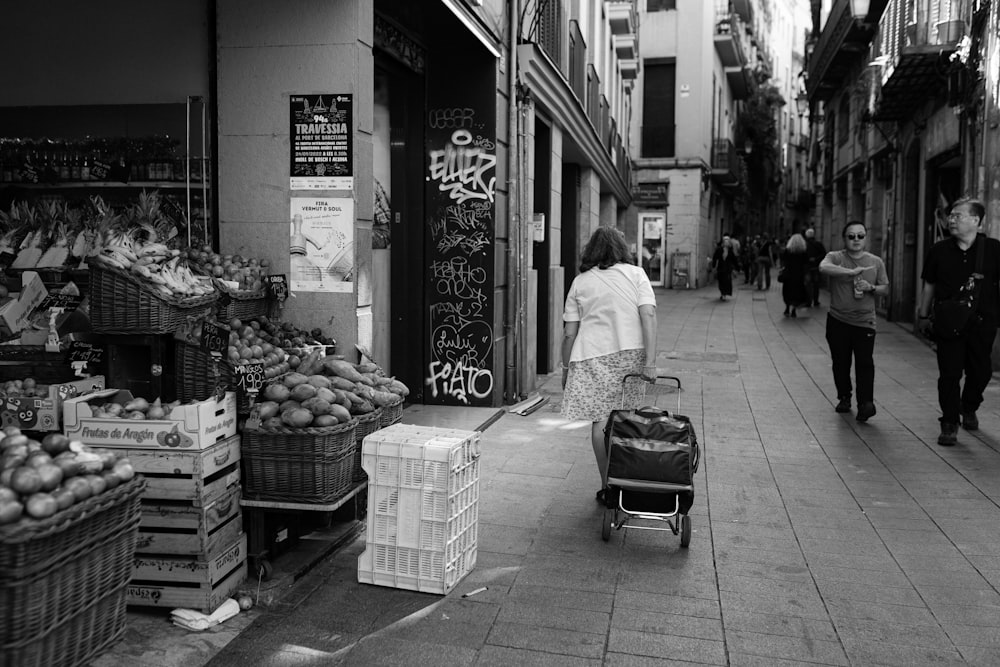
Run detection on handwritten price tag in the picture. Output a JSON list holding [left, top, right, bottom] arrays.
[[266, 274, 288, 302], [39, 294, 84, 312], [200, 321, 228, 356], [233, 360, 265, 396], [67, 341, 105, 376]]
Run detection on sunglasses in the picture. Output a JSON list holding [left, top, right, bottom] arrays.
[[846, 233, 866, 240]]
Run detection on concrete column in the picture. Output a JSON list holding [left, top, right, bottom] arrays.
[[547, 126, 564, 374], [579, 167, 601, 251], [600, 194, 617, 229]]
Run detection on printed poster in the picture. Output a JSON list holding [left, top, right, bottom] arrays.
[[289, 198, 354, 293], [290, 93, 353, 190]]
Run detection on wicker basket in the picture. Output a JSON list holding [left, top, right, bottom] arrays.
[[89, 263, 217, 334], [242, 418, 357, 458], [379, 397, 404, 429], [0, 476, 145, 664], [175, 342, 260, 414], [243, 448, 355, 503], [352, 408, 383, 481], [214, 281, 268, 321], [0, 344, 76, 384]]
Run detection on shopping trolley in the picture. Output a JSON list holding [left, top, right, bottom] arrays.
[[599, 375, 700, 546]]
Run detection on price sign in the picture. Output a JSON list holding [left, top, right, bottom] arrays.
[[266, 274, 288, 302], [200, 321, 228, 356], [67, 340, 105, 376], [234, 360, 265, 396], [90, 160, 110, 181], [39, 293, 84, 312]]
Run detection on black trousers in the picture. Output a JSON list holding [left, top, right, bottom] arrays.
[[806, 268, 821, 304], [935, 322, 998, 425], [826, 315, 876, 404]]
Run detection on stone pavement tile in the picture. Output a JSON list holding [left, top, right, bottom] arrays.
[[505, 584, 614, 616], [617, 565, 720, 600], [798, 536, 893, 557], [715, 545, 808, 568], [913, 583, 1000, 607], [499, 457, 573, 478], [720, 589, 829, 621], [727, 652, 845, 667], [605, 654, 709, 667], [957, 646, 1000, 666], [942, 623, 1000, 647], [857, 504, 929, 520], [778, 491, 860, 510], [824, 598, 939, 626], [717, 572, 818, 599], [710, 531, 800, 552], [475, 645, 600, 666], [840, 638, 966, 666], [607, 628, 726, 664], [892, 552, 981, 573], [725, 629, 848, 665], [495, 600, 609, 634], [905, 568, 993, 588], [711, 522, 796, 541], [715, 557, 812, 584], [529, 527, 631, 561], [784, 508, 872, 529], [832, 616, 953, 649], [791, 523, 878, 541], [925, 603, 1000, 627], [816, 579, 925, 607], [616, 589, 721, 619], [478, 502, 545, 529], [884, 540, 964, 557], [514, 555, 618, 594], [722, 609, 838, 641], [865, 516, 939, 531], [476, 522, 536, 556], [809, 564, 909, 588], [485, 621, 604, 659], [336, 636, 477, 665], [611, 607, 724, 641]]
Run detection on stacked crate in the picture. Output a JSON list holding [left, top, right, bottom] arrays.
[[357, 424, 480, 595]]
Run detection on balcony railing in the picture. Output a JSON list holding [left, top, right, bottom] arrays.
[[535, 0, 563, 69], [568, 20, 586, 102], [711, 138, 740, 187], [599, 95, 610, 149], [606, 0, 636, 36], [641, 124, 675, 158], [714, 12, 747, 68], [620, 58, 638, 79]]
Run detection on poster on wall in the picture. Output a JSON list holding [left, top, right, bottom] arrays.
[[289, 197, 354, 293], [290, 94, 353, 190]]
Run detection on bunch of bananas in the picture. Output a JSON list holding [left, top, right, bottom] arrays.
[[90, 232, 214, 299]]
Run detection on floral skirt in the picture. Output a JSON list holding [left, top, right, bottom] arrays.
[[560, 349, 647, 422]]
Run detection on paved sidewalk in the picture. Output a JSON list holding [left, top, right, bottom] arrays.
[[203, 282, 1000, 666]]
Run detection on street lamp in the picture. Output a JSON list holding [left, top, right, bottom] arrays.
[[795, 93, 809, 119]]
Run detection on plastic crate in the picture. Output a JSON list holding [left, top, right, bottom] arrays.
[[358, 424, 480, 595]]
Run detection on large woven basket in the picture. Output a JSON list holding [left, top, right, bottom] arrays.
[[378, 397, 404, 429], [89, 263, 217, 334], [352, 408, 383, 481], [242, 418, 358, 458], [214, 281, 268, 322], [0, 476, 145, 664], [242, 449, 355, 503], [175, 342, 259, 414]]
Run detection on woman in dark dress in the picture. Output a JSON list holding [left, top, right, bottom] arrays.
[[711, 236, 739, 300], [781, 233, 809, 317]]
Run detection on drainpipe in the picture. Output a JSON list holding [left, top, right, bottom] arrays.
[[504, 0, 520, 403]]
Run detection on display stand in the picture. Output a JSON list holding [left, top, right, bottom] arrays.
[[240, 481, 367, 580]]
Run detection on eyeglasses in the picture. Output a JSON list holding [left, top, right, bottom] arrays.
[[948, 212, 973, 221], [846, 233, 866, 240]]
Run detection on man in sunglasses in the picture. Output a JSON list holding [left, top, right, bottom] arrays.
[[819, 221, 890, 422], [918, 197, 1000, 446]]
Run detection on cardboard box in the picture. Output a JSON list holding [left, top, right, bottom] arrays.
[[0, 376, 105, 431], [0, 272, 48, 339], [63, 389, 237, 449]]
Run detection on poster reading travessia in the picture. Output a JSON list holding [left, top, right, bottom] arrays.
[[290, 94, 353, 190], [289, 198, 354, 293]]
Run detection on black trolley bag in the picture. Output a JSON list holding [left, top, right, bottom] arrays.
[[600, 374, 700, 546]]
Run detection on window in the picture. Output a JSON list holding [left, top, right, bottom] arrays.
[[642, 60, 676, 157], [837, 96, 850, 145], [647, 0, 676, 11]]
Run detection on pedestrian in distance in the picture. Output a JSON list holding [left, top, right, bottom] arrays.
[[780, 233, 809, 318], [804, 228, 827, 306], [917, 197, 1000, 446], [711, 234, 739, 301], [560, 227, 658, 500], [819, 221, 890, 422], [756, 235, 777, 290]]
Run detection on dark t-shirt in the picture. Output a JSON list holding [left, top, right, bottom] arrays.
[[805, 239, 826, 268], [921, 234, 1000, 327]]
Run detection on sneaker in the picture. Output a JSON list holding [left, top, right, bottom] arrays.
[[835, 397, 851, 413], [856, 402, 876, 422], [938, 422, 959, 446], [962, 411, 979, 431]]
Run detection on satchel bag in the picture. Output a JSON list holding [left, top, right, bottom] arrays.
[[932, 235, 985, 340]]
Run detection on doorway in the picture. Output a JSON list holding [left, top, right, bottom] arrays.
[[533, 120, 552, 372], [639, 211, 666, 286]]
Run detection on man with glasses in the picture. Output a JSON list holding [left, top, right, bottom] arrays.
[[820, 221, 890, 422], [918, 197, 1000, 446]]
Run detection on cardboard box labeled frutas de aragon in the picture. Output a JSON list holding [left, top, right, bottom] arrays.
[[62, 389, 237, 449]]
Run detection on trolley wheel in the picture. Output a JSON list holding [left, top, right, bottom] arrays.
[[601, 508, 613, 541], [254, 558, 273, 581], [679, 515, 691, 548]]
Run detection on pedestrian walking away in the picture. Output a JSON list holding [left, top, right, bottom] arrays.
[[917, 197, 1000, 446], [711, 234, 739, 300], [804, 227, 827, 306], [819, 221, 889, 422], [780, 233, 809, 318], [560, 227, 658, 500], [756, 235, 777, 290]]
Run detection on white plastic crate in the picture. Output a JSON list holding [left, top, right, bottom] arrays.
[[358, 424, 480, 594]]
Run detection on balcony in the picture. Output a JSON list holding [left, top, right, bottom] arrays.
[[870, 0, 967, 120], [568, 21, 587, 102], [607, 0, 637, 36], [614, 33, 637, 60], [586, 64, 601, 127], [642, 124, 675, 158], [732, 0, 753, 23], [620, 58, 638, 79], [726, 65, 752, 100], [714, 13, 748, 68], [711, 138, 741, 188], [806, 0, 889, 101]]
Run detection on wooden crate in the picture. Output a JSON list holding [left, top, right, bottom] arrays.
[[136, 485, 243, 556], [126, 435, 241, 506], [128, 534, 247, 613]]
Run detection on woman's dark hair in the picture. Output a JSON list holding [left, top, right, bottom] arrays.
[[580, 226, 633, 272], [842, 220, 867, 237]]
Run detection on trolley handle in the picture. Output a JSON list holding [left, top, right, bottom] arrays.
[[620, 373, 682, 412]]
